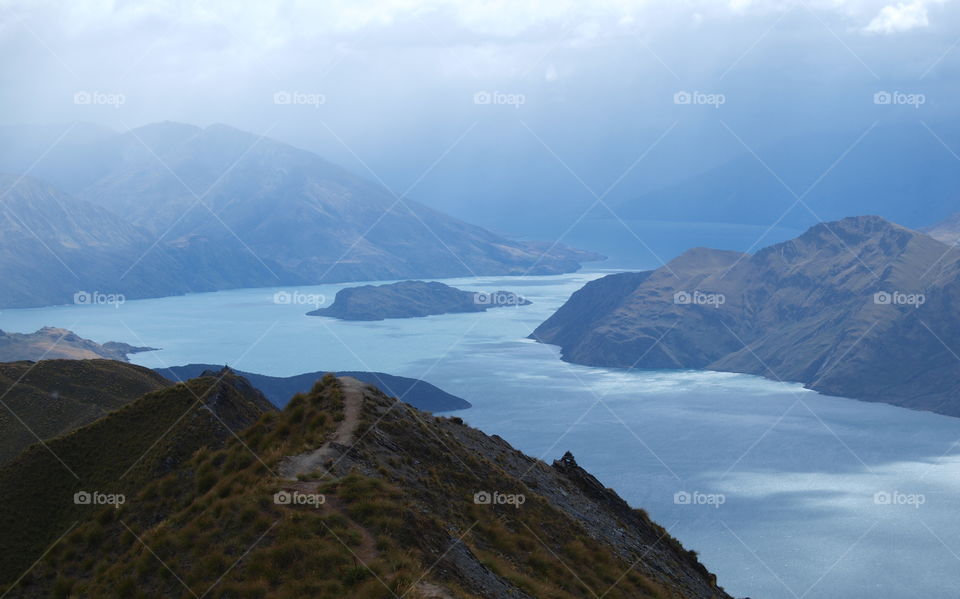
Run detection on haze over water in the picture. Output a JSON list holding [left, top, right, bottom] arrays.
[[4, 271, 960, 598]]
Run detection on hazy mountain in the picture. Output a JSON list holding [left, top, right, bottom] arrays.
[[603, 122, 960, 253], [0, 374, 729, 598], [533, 216, 960, 416], [156, 363, 471, 412], [309, 280, 530, 321], [0, 359, 169, 466], [0, 174, 290, 307], [0, 122, 602, 306], [924, 212, 960, 245]]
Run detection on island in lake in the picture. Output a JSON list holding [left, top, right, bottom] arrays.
[[308, 280, 531, 321]]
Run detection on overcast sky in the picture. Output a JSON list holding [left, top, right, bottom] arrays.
[[1, 0, 958, 256]]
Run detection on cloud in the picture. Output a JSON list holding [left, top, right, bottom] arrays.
[[863, 1, 932, 33]]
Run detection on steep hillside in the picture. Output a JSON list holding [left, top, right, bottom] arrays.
[[533, 216, 960, 416], [0, 368, 274, 588], [0, 359, 169, 466], [1, 375, 730, 598], [156, 363, 471, 412]]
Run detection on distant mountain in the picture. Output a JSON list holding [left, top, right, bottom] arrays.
[[924, 212, 960, 245], [0, 174, 288, 307], [0, 374, 729, 598], [0, 122, 602, 309], [533, 216, 960, 416], [309, 280, 530, 321], [608, 122, 960, 235], [156, 363, 471, 412], [0, 327, 155, 361], [0, 359, 169, 466]]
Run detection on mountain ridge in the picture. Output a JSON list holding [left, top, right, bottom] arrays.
[[0, 373, 730, 598], [532, 215, 960, 416]]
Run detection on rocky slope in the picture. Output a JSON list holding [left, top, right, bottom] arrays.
[[0, 327, 156, 362], [0, 359, 169, 465], [533, 216, 960, 416], [309, 280, 530, 321], [156, 363, 471, 411], [0, 374, 730, 598]]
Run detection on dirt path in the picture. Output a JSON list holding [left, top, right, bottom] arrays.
[[278, 376, 366, 480]]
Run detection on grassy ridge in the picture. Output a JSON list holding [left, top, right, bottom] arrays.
[[0, 359, 169, 465], [2, 375, 727, 598]]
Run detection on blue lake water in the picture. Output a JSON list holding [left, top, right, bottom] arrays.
[[3, 270, 960, 598]]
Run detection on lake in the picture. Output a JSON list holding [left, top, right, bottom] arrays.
[[4, 271, 959, 598]]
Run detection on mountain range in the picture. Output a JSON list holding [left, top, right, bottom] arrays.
[[0, 122, 602, 308], [533, 215, 960, 416], [0, 368, 729, 598]]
